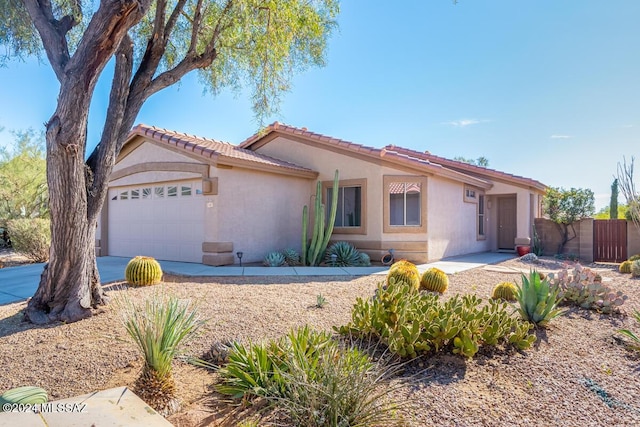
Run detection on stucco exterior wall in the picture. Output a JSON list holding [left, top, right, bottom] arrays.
[[213, 166, 312, 263], [427, 176, 489, 260], [114, 141, 200, 171], [486, 180, 540, 244], [110, 171, 203, 187]]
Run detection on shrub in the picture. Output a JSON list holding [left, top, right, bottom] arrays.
[[386, 261, 420, 291], [125, 256, 163, 286], [263, 251, 286, 267], [547, 265, 627, 314], [419, 267, 449, 293], [215, 326, 408, 426], [632, 260, 640, 278], [491, 282, 518, 302], [515, 270, 564, 327], [325, 241, 362, 266], [6, 218, 50, 262], [619, 260, 633, 274], [338, 279, 536, 359], [115, 290, 204, 416]]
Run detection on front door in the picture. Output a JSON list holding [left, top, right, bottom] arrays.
[[497, 196, 517, 250]]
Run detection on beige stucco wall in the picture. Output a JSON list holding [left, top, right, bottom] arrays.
[[212, 166, 312, 263], [427, 176, 489, 260], [114, 141, 200, 171]]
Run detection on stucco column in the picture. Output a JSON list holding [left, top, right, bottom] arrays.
[[579, 218, 594, 263]]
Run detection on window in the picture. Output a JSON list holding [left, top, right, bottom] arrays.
[[155, 187, 164, 198], [478, 194, 486, 238], [322, 179, 367, 234], [389, 182, 421, 226], [167, 186, 178, 197], [464, 185, 479, 203], [181, 185, 192, 196], [111, 193, 117, 201], [131, 189, 140, 200], [383, 175, 427, 234], [142, 188, 152, 199], [119, 191, 128, 200]]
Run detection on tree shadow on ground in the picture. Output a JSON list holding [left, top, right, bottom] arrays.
[[0, 306, 63, 339]]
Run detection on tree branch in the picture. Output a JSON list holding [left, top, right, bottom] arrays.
[[20, 0, 73, 81]]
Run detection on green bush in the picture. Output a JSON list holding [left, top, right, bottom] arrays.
[[515, 270, 564, 327], [214, 326, 407, 426], [338, 278, 536, 359], [7, 218, 50, 262]]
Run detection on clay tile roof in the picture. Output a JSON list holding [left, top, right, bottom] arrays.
[[383, 144, 546, 191], [127, 124, 317, 177]]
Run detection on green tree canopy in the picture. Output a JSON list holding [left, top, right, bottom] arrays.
[[453, 156, 489, 167], [543, 187, 594, 254], [0, 129, 48, 228], [0, 0, 340, 324]]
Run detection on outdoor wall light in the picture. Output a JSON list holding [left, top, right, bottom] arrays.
[[330, 253, 338, 266], [236, 251, 244, 267]]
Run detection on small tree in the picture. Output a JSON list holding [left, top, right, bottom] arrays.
[[542, 187, 595, 254], [610, 178, 619, 219], [618, 157, 640, 232], [0, 130, 48, 228], [453, 156, 489, 167]]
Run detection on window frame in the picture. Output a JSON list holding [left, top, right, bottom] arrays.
[[383, 175, 428, 234], [322, 178, 367, 235], [464, 185, 480, 203], [477, 193, 486, 240]]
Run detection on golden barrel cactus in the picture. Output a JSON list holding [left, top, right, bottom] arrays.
[[491, 282, 518, 302], [125, 256, 163, 286], [420, 267, 449, 294], [386, 260, 420, 291]]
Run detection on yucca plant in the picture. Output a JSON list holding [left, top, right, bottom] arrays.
[[515, 270, 565, 327], [116, 290, 205, 415], [618, 310, 640, 351]]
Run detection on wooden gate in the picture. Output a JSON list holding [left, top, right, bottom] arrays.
[[593, 219, 627, 262]]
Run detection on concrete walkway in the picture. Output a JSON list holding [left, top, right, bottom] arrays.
[[0, 252, 515, 306]]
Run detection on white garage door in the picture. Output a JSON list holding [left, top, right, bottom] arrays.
[[108, 181, 204, 262]]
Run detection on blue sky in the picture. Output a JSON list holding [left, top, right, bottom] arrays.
[[1, 0, 638, 210]]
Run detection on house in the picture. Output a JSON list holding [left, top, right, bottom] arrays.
[[96, 123, 546, 265]]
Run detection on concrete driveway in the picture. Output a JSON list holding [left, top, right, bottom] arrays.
[[0, 252, 515, 306]]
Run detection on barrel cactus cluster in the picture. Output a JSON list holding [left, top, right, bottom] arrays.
[[125, 256, 163, 286]]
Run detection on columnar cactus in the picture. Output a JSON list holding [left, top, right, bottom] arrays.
[[420, 267, 449, 294], [125, 256, 163, 286], [302, 170, 339, 266]]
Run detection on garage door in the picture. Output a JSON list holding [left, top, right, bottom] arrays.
[[108, 181, 204, 262]]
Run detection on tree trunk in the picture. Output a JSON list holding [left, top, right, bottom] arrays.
[[25, 84, 107, 324]]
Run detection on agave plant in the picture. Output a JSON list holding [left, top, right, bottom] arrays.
[[618, 310, 640, 351], [116, 290, 204, 415], [515, 270, 565, 327], [263, 251, 286, 267], [325, 241, 362, 267]]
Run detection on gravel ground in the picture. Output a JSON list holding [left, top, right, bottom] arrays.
[[1, 255, 639, 426]]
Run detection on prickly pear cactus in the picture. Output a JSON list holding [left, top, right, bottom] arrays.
[[491, 282, 518, 302], [420, 267, 449, 294], [125, 256, 163, 286]]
